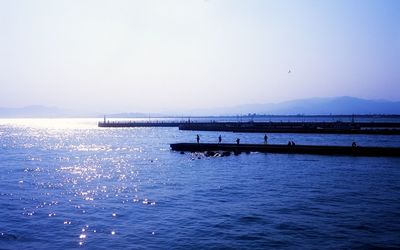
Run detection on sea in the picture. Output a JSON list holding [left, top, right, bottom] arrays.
[[0, 118, 399, 250]]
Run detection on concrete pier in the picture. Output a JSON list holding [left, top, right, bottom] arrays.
[[98, 120, 400, 134], [98, 121, 180, 127], [178, 122, 400, 134], [170, 143, 400, 157]]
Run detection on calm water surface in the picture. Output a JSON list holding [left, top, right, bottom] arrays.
[[0, 119, 399, 249]]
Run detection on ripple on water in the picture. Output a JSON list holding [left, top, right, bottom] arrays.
[[0, 232, 18, 241], [1, 121, 400, 249], [238, 215, 265, 224]]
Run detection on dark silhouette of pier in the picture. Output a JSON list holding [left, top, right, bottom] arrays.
[[178, 121, 400, 134], [170, 143, 400, 157], [98, 121, 180, 127], [98, 120, 400, 135]]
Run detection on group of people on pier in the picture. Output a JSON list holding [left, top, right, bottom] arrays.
[[196, 134, 360, 148], [196, 134, 269, 144]]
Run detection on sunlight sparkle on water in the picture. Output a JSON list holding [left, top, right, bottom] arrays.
[[1, 117, 399, 249]]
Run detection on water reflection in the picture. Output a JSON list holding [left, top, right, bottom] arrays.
[[0, 119, 399, 249]]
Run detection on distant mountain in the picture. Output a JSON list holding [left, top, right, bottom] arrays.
[[1, 97, 399, 117], [0, 105, 165, 118], [0, 105, 68, 118], [188, 97, 400, 115]]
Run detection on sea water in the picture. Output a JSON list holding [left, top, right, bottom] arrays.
[[0, 119, 399, 249]]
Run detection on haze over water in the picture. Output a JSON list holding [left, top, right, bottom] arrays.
[[1, 0, 400, 249], [1, 118, 399, 249], [1, 1, 399, 113]]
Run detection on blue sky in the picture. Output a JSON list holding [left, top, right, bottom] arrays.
[[0, 0, 399, 113]]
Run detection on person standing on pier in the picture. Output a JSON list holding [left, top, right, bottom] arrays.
[[264, 134, 268, 144], [196, 134, 200, 144], [218, 135, 222, 144], [236, 138, 240, 145]]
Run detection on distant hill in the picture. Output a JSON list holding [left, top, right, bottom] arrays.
[[188, 96, 400, 115], [0, 105, 68, 118], [1, 97, 399, 117], [0, 106, 164, 118]]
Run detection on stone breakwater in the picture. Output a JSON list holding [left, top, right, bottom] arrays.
[[170, 143, 400, 157]]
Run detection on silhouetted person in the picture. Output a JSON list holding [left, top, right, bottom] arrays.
[[288, 141, 292, 146], [196, 134, 200, 144], [264, 134, 268, 144], [236, 138, 240, 145], [291, 141, 295, 146], [352, 141, 357, 147], [218, 135, 222, 144]]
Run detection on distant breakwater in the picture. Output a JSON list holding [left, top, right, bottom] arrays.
[[98, 121, 400, 135], [98, 121, 180, 127]]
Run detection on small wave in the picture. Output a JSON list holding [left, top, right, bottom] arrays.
[[235, 234, 263, 241], [0, 232, 19, 241], [275, 222, 307, 231], [239, 215, 264, 224]]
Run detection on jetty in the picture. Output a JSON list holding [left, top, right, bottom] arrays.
[[170, 143, 400, 157], [98, 118, 400, 135], [178, 122, 400, 135], [98, 121, 180, 127]]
